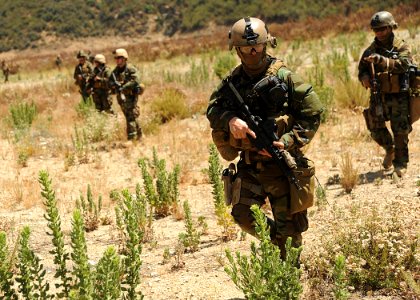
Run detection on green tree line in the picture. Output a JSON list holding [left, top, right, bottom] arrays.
[[0, 0, 415, 51]]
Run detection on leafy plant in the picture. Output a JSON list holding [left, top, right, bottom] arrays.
[[138, 149, 181, 218], [178, 200, 201, 253], [225, 205, 303, 299], [0, 232, 18, 299], [333, 254, 350, 300], [76, 184, 103, 232], [93, 246, 122, 300], [39, 170, 71, 297], [208, 143, 237, 241]]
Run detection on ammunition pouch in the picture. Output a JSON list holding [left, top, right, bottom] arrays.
[[289, 157, 315, 214], [377, 72, 400, 93], [211, 130, 239, 161], [410, 95, 420, 124], [222, 163, 237, 205]]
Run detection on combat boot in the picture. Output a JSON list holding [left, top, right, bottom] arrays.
[[394, 164, 407, 177], [382, 148, 395, 171]]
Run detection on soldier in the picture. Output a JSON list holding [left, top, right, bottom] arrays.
[[1, 60, 10, 83], [88, 54, 114, 114], [109, 48, 144, 140], [73, 50, 93, 103], [55, 55, 62, 70], [358, 11, 413, 177], [207, 17, 323, 259]]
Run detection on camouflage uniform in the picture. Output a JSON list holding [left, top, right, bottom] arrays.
[[109, 63, 143, 140], [88, 63, 113, 113], [358, 33, 412, 169], [207, 56, 323, 257], [73, 60, 93, 103]]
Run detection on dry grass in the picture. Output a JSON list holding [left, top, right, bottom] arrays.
[[339, 152, 359, 193]]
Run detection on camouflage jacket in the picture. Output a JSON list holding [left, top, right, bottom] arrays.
[[358, 33, 412, 82], [73, 61, 93, 87], [207, 57, 323, 151], [109, 63, 141, 94], [88, 64, 112, 90]]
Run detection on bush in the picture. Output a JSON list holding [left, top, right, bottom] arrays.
[[138, 148, 181, 218], [225, 205, 303, 300], [150, 88, 190, 124], [213, 52, 237, 79], [8, 102, 37, 131], [178, 200, 201, 252]]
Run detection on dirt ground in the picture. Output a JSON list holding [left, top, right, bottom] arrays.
[[0, 105, 419, 299]]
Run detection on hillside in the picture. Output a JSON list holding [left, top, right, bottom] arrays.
[[0, 0, 418, 51]]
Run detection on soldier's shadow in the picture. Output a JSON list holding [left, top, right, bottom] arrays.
[[359, 170, 384, 184]]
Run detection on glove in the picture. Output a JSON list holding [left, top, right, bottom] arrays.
[[364, 54, 385, 64]]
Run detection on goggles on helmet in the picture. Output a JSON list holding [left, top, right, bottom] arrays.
[[237, 44, 265, 54]]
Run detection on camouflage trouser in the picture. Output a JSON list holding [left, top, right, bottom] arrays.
[[93, 89, 113, 114], [78, 85, 91, 103], [117, 94, 142, 140], [364, 93, 412, 167], [230, 159, 308, 259]]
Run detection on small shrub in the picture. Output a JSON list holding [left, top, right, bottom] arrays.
[[315, 185, 328, 208], [93, 246, 122, 299], [213, 51, 237, 79], [76, 184, 103, 232], [333, 254, 350, 300], [306, 65, 334, 123], [0, 232, 18, 299], [340, 153, 358, 193], [325, 50, 350, 83], [178, 200, 201, 253], [334, 79, 369, 109], [16, 226, 52, 299], [208, 143, 237, 241], [71, 125, 90, 164], [225, 205, 303, 300], [8, 102, 37, 131], [150, 88, 190, 124], [75, 97, 95, 119], [185, 59, 209, 86], [138, 149, 181, 218]]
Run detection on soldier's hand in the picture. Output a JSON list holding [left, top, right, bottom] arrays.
[[77, 74, 83, 80], [95, 76, 101, 81], [229, 117, 256, 140], [258, 141, 284, 157], [364, 54, 385, 64]]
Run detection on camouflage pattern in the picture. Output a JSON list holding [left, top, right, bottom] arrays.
[[73, 60, 93, 102], [88, 64, 113, 113], [358, 33, 413, 168], [109, 63, 143, 140], [207, 56, 323, 257]]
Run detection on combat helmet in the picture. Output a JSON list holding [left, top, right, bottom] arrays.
[[113, 48, 128, 59], [229, 17, 276, 50], [94, 54, 106, 64], [370, 11, 398, 29], [76, 50, 88, 58]]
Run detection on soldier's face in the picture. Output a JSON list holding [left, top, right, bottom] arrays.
[[115, 56, 126, 68], [373, 26, 392, 42], [236, 45, 266, 69], [78, 57, 86, 64]]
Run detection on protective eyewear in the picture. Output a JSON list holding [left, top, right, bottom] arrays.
[[114, 56, 124, 59], [238, 44, 265, 54], [372, 26, 388, 33]]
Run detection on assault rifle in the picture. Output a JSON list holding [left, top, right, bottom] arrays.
[[111, 72, 126, 101], [369, 62, 385, 121], [228, 81, 302, 190]]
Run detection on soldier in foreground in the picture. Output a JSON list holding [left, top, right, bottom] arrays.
[[207, 17, 323, 258], [88, 54, 114, 114], [109, 48, 144, 140], [359, 11, 413, 177], [73, 50, 93, 103]]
